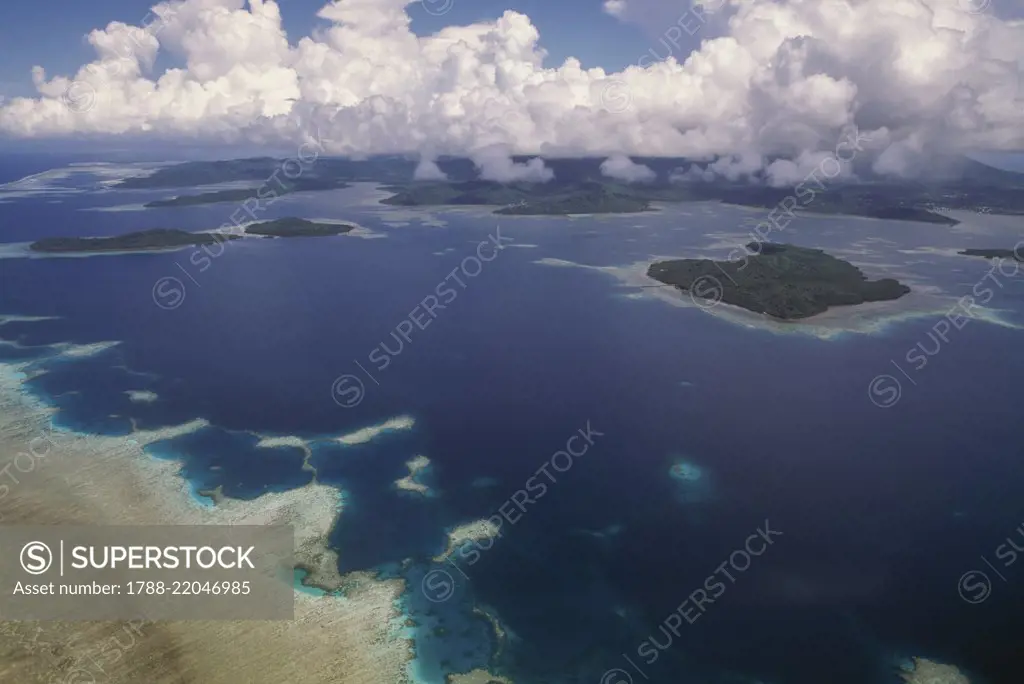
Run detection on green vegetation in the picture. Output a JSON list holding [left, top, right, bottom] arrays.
[[647, 242, 911, 320], [379, 179, 1019, 221], [381, 180, 650, 215], [120, 158, 281, 189], [244, 218, 354, 237], [145, 188, 264, 207], [144, 178, 350, 208], [119, 155, 1024, 220], [29, 229, 241, 253], [495, 185, 649, 214]]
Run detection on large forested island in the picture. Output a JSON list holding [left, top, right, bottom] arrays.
[[244, 218, 354, 237], [117, 155, 1024, 220], [647, 243, 911, 319], [29, 229, 241, 253]]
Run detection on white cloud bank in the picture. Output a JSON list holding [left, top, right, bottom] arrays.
[[1, 0, 1022, 179], [600, 154, 656, 182]]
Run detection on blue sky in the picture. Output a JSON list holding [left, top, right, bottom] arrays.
[[0, 0, 654, 100]]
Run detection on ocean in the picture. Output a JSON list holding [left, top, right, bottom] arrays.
[[1, 156, 1023, 684]]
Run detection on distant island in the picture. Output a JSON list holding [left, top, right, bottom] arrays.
[[146, 188, 264, 208], [379, 179, 1007, 221], [29, 229, 240, 253], [647, 243, 911, 319], [381, 180, 650, 215], [958, 248, 1024, 261], [145, 178, 350, 208], [244, 218, 354, 237], [29, 219, 353, 253], [118, 154, 1024, 220]]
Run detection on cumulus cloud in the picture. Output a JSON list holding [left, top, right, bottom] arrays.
[[603, 0, 628, 18], [472, 145, 554, 182], [0, 0, 1022, 181], [414, 158, 448, 180], [600, 154, 656, 182]]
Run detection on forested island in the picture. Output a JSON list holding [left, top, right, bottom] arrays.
[[381, 180, 651, 214], [144, 178, 350, 208], [647, 243, 911, 319], [244, 218, 354, 237], [119, 155, 1024, 221], [29, 218, 353, 254], [958, 248, 1024, 261], [29, 229, 241, 253]]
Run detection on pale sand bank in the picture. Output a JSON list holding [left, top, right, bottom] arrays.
[[252, 433, 317, 475], [125, 390, 158, 403], [59, 340, 121, 357], [394, 455, 432, 495], [337, 415, 415, 445], [255, 434, 308, 450], [0, 359, 414, 684], [433, 519, 502, 562]]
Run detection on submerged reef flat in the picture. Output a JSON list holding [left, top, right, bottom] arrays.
[[394, 455, 432, 496], [433, 519, 502, 562], [900, 658, 971, 684], [29, 229, 241, 254], [647, 243, 911, 320], [0, 359, 414, 684], [668, 456, 714, 505], [446, 669, 513, 684]]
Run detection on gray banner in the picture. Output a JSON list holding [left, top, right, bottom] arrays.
[[0, 525, 294, 620]]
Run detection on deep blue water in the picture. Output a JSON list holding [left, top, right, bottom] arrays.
[[2, 157, 1024, 684]]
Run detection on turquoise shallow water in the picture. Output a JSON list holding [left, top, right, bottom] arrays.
[[2, 159, 1024, 683]]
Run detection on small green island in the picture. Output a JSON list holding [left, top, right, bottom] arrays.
[[647, 243, 911, 319], [244, 218, 355, 237], [29, 229, 241, 253], [958, 248, 1023, 261]]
